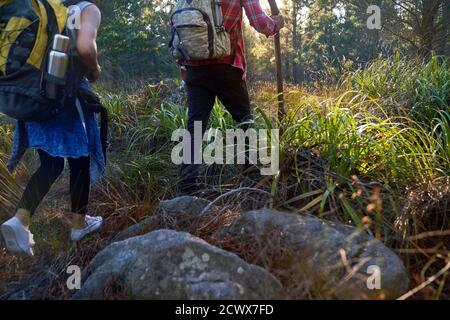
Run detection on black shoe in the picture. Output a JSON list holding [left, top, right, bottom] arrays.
[[176, 164, 202, 196]]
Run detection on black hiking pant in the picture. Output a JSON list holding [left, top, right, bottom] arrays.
[[17, 150, 90, 216], [178, 64, 252, 194]]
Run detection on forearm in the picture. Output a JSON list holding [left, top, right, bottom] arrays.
[[243, 0, 277, 37], [77, 41, 99, 72]]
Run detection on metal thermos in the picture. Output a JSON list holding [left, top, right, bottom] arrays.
[[48, 51, 69, 79], [46, 34, 70, 100], [52, 34, 71, 52]]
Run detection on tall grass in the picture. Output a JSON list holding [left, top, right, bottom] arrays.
[[280, 92, 449, 187], [1, 55, 448, 299], [97, 56, 449, 216], [412, 56, 450, 122], [352, 52, 418, 103], [352, 55, 449, 120], [0, 124, 20, 216]]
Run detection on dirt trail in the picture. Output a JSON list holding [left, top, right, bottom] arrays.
[[0, 172, 84, 299]]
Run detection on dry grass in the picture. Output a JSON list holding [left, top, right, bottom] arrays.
[[1, 57, 449, 299]]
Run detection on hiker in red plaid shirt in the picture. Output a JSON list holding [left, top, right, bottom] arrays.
[[177, 0, 284, 195]]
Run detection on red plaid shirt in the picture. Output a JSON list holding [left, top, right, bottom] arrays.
[[183, 0, 277, 78]]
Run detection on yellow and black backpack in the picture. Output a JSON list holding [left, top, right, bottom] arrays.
[[0, 0, 83, 121]]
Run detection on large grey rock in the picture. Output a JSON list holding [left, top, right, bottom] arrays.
[[220, 209, 409, 300], [160, 196, 210, 217], [112, 216, 159, 242], [112, 196, 210, 242], [158, 196, 211, 228], [75, 229, 282, 300]]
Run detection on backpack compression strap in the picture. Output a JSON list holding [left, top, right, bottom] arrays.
[[0, 0, 61, 74], [31, 0, 67, 71]]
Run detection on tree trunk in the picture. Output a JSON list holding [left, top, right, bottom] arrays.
[[440, 0, 450, 55], [418, 0, 441, 59], [291, 0, 299, 83]]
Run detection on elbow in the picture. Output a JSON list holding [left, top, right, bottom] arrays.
[[76, 41, 96, 59]]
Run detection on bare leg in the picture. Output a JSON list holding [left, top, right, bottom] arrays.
[[15, 208, 31, 228]]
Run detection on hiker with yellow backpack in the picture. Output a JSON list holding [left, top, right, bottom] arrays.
[[0, 0, 106, 256]]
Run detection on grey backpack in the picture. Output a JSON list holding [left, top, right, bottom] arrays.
[[169, 0, 241, 62]]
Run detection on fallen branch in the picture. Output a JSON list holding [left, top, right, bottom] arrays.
[[408, 230, 450, 241], [397, 259, 450, 300]]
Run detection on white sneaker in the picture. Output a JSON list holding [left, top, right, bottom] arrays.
[[1, 217, 35, 256], [71, 215, 103, 242]]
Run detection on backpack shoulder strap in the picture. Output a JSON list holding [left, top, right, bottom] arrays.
[[63, 0, 94, 9], [76, 1, 94, 11]]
